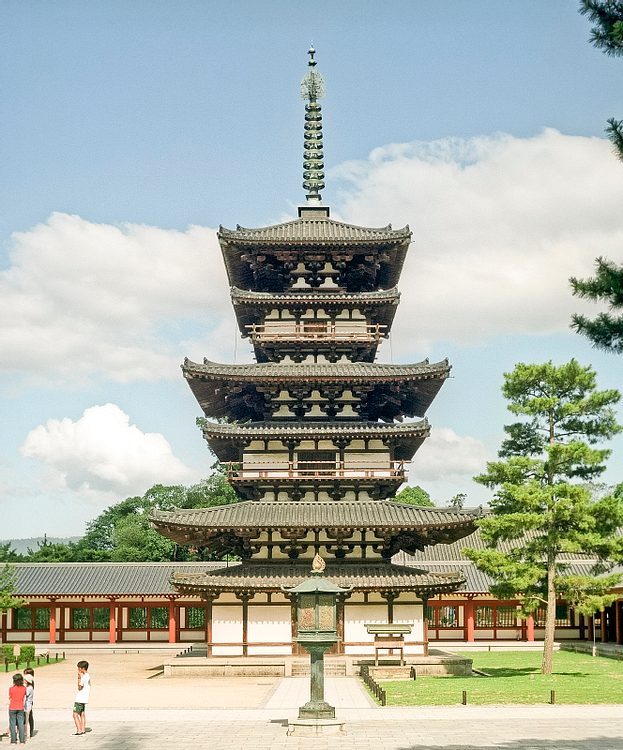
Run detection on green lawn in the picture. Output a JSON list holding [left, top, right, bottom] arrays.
[[368, 650, 623, 705], [3, 656, 65, 673]]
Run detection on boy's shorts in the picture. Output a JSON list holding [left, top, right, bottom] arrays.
[[73, 702, 85, 714]]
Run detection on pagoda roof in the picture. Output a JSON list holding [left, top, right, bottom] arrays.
[[218, 218, 411, 292], [183, 357, 450, 421], [201, 419, 429, 462], [150, 500, 481, 542], [230, 286, 401, 336], [184, 357, 449, 382], [218, 218, 411, 245], [230, 286, 401, 305], [170, 560, 465, 596]]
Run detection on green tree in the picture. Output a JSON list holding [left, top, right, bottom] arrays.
[[394, 485, 434, 506], [570, 257, 623, 353], [580, 1, 623, 160], [0, 542, 23, 563], [0, 564, 27, 614], [463, 360, 623, 674], [449, 493, 467, 509]]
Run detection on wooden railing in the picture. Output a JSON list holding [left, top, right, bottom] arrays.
[[222, 459, 409, 481], [245, 322, 387, 343]]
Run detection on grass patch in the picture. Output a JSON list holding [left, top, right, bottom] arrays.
[[368, 650, 623, 706], [3, 656, 65, 673]]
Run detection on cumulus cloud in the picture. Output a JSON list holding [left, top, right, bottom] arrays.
[[409, 427, 493, 484], [20, 403, 200, 499], [332, 129, 623, 356], [0, 214, 233, 383]]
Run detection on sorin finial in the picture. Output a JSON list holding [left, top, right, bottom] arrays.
[[300, 46, 325, 203]]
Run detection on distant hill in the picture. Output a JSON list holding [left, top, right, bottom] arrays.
[[0, 537, 82, 555]]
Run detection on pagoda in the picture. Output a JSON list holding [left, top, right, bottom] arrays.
[[150, 49, 481, 657]]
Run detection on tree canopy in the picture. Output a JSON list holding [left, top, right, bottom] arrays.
[[393, 485, 435, 507], [580, 1, 623, 160], [0, 564, 27, 613], [463, 360, 623, 674], [570, 256, 623, 353], [4, 473, 239, 564]]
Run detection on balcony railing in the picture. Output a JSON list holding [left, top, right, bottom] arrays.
[[245, 322, 387, 344], [222, 459, 409, 482]]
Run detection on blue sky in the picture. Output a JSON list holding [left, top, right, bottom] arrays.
[[1, 0, 622, 537]]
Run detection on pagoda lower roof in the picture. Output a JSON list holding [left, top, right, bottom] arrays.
[[230, 286, 401, 305], [170, 560, 465, 596], [150, 500, 481, 540], [201, 419, 430, 462], [219, 219, 411, 245], [183, 357, 450, 382]]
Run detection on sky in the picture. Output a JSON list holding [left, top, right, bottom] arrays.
[[1, 0, 623, 538]]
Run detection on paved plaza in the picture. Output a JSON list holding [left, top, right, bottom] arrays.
[[2, 651, 622, 749]]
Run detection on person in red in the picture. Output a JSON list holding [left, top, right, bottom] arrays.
[[7, 673, 27, 744]]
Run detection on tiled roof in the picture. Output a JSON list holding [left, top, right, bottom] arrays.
[[171, 560, 464, 594], [230, 287, 401, 305], [10, 562, 225, 596], [183, 358, 450, 382], [218, 219, 411, 244], [150, 500, 482, 532], [201, 418, 429, 439]]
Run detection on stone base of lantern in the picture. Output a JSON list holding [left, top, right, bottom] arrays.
[[287, 718, 347, 737]]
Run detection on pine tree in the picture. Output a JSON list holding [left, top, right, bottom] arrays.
[[570, 256, 623, 353], [579, 2, 623, 160], [463, 360, 623, 674]]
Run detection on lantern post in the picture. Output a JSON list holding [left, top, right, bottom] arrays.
[[283, 555, 351, 733]]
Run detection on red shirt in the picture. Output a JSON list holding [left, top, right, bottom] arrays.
[[8, 685, 26, 710]]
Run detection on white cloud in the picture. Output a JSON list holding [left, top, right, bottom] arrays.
[[331, 129, 623, 356], [20, 403, 200, 499], [409, 427, 493, 484], [0, 213, 233, 384]]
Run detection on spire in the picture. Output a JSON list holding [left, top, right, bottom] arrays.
[[300, 45, 325, 205]]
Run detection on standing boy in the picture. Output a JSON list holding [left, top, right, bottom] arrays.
[[72, 661, 90, 736]]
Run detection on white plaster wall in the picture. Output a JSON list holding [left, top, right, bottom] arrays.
[[247, 605, 291, 643], [212, 605, 243, 656], [394, 603, 424, 642], [344, 603, 387, 654]]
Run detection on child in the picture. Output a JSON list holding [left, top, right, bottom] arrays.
[[22, 671, 34, 739], [72, 661, 90, 737], [8, 672, 27, 744]]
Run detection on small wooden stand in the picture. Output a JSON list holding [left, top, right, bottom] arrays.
[[365, 623, 413, 666]]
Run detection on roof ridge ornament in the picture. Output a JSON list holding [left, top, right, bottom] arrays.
[[300, 45, 326, 207]]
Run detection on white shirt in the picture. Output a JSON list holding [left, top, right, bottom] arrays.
[[75, 672, 90, 704]]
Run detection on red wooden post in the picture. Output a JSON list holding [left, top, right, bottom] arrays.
[[109, 599, 116, 644], [601, 609, 608, 643], [588, 614, 594, 642], [526, 613, 534, 642], [465, 600, 475, 642], [616, 601, 622, 646], [49, 602, 56, 644], [168, 600, 177, 644]]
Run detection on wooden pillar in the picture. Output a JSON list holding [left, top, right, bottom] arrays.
[[421, 595, 429, 656], [601, 609, 607, 643], [588, 615, 594, 642], [616, 601, 622, 646], [465, 599, 475, 642], [579, 612, 585, 640], [168, 599, 177, 644], [289, 595, 300, 655], [58, 604, 65, 643], [526, 613, 534, 642], [205, 595, 214, 657], [109, 599, 116, 644], [237, 593, 250, 656], [336, 594, 346, 655], [49, 600, 56, 644]]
